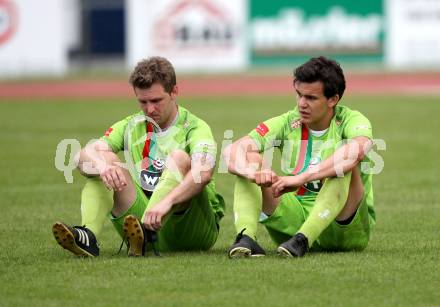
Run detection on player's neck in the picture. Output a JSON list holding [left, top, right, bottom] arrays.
[[307, 109, 334, 131]]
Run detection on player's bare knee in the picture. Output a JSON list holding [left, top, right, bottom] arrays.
[[337, 168, 364, 221], [75, 148, 91, 176], [167, 149, 191, 174], [261, 187, 280, 215], [349, 166, 364, 204], [112, 182, 136, 217], [261, 202, 278, 216], [247, 151, 263, 164]]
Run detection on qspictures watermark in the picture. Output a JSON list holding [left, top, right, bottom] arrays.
[[54, 129, 386, 184]]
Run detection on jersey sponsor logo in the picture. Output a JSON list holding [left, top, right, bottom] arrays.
[[195, 142, 215, 153], [152, 158, 165, 171], [104, 127, 113, 137], [255, 123, 269, 136], [291, 119, 301, 129], [303, 179, 323, 193], [192, 152, 215, 167], [140, 170, 162, 192], [309, 157, 321, 165]]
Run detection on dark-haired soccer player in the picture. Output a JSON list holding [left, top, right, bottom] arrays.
[[225, 56, 375, 257]]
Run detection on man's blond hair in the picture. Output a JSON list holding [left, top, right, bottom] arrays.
[[129, 56, 176, 93]]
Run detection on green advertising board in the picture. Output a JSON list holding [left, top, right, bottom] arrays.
[[250, 0, 384, 65]]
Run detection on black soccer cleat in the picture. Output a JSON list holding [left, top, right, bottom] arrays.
[[123, 215, 159, 257], [228, 228, 266, 258], [52, 222, 99, 257], [277, 233, 309, 257]]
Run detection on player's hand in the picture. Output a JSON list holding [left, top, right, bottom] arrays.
[[272, 175, 305, 198], [143, 201, 173, 231], [254, 169, 278, 187], [99, 165, 127, 191]]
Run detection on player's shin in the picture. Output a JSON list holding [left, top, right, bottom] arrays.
[[80, 177, 113, 239], [297, 172, 352, 246], [233, 176, 262, 239]]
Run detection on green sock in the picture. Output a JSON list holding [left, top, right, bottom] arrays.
[[233, 176, 262, 239], [80, 177, 113, 239], [298, 172, 352, 246], [142, 169, 182, 223]]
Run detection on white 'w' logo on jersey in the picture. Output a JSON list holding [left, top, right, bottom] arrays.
[[143, 174, 159, 186], [76, 229, 90, 246]]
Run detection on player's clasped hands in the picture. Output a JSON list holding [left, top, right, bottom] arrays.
[[99, 165, 127, 191], [254, 169, 278, 187], [254, 169, 305, 198], [272, 176, 304, 198]]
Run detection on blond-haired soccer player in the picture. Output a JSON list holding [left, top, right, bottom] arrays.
[[53, 57, 224, 257]]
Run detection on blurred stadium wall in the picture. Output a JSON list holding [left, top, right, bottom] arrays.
[[0, 0, 440, 77]]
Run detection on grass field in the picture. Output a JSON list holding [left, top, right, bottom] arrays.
[[1, 94, 439, 306]]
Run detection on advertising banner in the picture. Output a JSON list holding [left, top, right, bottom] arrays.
[[386, 0, 440, 68], [0, 0, 67, 77], [126, 0, 247, 72], [249, 0, 384, 65]]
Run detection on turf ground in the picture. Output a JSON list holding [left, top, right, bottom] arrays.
[[0, 93, 439, 306]]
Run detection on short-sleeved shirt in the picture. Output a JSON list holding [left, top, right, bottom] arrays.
[[248, 105, 375, 220], [101, 105, 223, 217]]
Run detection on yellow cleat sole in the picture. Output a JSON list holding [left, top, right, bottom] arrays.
[[123, 215, 144, 257]]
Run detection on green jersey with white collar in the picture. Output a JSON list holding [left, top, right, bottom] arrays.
[[101, 105, 224, 218], [249, 105, 375, 223]]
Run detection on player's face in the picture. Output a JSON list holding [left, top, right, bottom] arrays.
[[294, 80, 339, 130], [134, 83, 178, 129]]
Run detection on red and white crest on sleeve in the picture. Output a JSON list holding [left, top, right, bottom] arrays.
[[255, 123, 269, 136], [104, 127, 113, 137], [291, 119, 301, 129]]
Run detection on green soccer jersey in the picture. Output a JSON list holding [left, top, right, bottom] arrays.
[[100, 105, 224, 217], [249, 105, 375, 222]]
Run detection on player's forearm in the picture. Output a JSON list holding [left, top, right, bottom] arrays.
[[163, 170, 212, 206], [303, 155, 357, 183], [303, 140, 364, 182], [224, 138, 262, 180], [225, 150, 261, 181], [76, 147, 118, 176], [224, 146, 249, 178]]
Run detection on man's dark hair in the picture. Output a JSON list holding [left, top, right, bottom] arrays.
[[129, 56, 176, 93], [294, 56, 346, 99]]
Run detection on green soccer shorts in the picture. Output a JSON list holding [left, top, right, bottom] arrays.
[[260, 192, 374, 251], [110, 184, 221, 252]]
